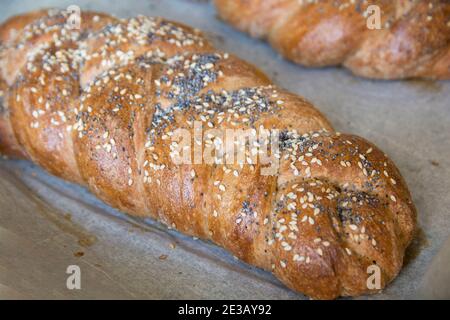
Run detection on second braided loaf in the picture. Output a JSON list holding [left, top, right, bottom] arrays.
[[214, 0, 450, 79]]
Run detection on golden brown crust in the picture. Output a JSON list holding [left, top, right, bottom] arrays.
[[214, 0, 450, 80], [0, 76, 24, 157], [0, 9, 416, 299]]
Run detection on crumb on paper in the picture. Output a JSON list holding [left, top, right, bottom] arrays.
[[78, 236, 97, 247], [430, 160, 439, 167], [74, 251, 84, 258]]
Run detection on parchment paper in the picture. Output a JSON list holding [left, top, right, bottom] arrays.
[[1, 0, 449, 299]]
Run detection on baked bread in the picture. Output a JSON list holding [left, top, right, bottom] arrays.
[[214, 0, 450, 80], [0, 9, 416, 299]]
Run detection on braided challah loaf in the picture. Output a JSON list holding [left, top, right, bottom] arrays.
[[214, 0, 450, 80], [0, 9, 416, 299]]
